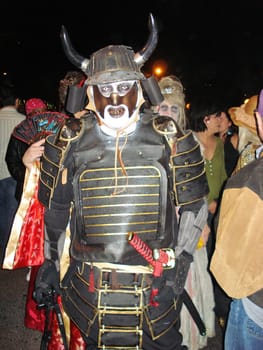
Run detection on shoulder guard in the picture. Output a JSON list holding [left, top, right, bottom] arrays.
[[172, 130, 209, 206], [38, 117, 84, 208], [152, 115, 184, 151], [57, 116, 82, 142], [152, 116, 208, 205]]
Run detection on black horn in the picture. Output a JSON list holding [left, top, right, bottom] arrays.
[[60, 25, 89, 73], [134, 13, 158, 67]]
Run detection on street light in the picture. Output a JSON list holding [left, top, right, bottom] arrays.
[[154, 66, 163, 77], [152, 59, 168, 79]]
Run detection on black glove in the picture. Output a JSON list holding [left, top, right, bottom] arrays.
[[34, 259, 61, 305]]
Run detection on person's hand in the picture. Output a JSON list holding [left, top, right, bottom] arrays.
[[22, 138, 45, 170], [200, 223, 210, 246], [34, 260, 61, 305], [208, 199, 217, 215], [255, 111, 263, 142]]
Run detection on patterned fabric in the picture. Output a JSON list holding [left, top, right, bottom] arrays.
[[232, 142, 259, 174], [12, 111, 68, 145], [3, 162, 44, 269], [3, 162, 86, 349], [25, 98, 47, 116], [180, 247, 215, 350]]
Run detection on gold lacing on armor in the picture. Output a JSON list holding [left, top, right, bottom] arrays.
[[144, 300, 179, 341], [173, 167, 207, 206], [78, 165, 161, 241], [39, 140, 68, 207], [152, 115, 182, 154], [172, 141, 200, 160], [167, 129, 208, 206], [96, 268, 145, 349], [58, 118, 83, 142], [39, 119, 84, 208], [78, 265, 146, 349], [63, 263, 180, 348]]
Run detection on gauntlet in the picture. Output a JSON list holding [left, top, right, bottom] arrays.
[[34, 259, 61, 305]]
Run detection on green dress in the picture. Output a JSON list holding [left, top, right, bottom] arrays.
[[205, 137, 227, 204]]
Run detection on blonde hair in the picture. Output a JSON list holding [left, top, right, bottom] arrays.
[[158, 75, 187, 130]]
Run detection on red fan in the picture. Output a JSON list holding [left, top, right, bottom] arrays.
[[13, 111, 69, 144]]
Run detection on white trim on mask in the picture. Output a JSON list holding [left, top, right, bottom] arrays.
[[86, 83, 145, 137]]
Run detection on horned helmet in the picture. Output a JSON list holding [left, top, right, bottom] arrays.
[[60, 14, 158, 136]]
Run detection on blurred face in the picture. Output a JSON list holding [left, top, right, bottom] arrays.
[[27, 107, 47, 118], [158, 100, 180, 122], [204, 112, 222, 133], [217, 112, 231, 134]]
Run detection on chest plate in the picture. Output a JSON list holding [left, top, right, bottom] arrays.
[[76, 162, 167, 243], [70, 117, 177, 263]]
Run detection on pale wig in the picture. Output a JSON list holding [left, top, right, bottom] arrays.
[[158, 75, 187, 130], [228, 94, 261, 152]]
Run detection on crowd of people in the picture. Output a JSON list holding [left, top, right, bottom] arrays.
[[0, 12, 262, 350]]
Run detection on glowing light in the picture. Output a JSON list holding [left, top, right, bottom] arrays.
[[154, 67, 163, 76], [152, 59, 168, 78]]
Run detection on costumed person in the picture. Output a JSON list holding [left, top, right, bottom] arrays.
[[210, 95, 261, 331], [3, 71, 89, 350], [156, 75, 187, 130], [210, 93, 263, 349], [23, 14, 208, 349], [3, 106, 73, 348], [5, 98, 48, 331], [5, 98, 48, 204], [58, 69, 87, 119], [228, 94, 262, 174], [157, 76, 215, 349]]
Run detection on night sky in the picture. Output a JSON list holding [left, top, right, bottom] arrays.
[[1, 0, 263, 108]]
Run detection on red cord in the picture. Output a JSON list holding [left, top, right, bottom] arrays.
[[128, 232, 154, 265], [150, 288, 159, 307], [89, 266, 95, 292]]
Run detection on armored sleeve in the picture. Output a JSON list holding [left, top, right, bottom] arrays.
[[152, 115, 208, 208], [38, 117, 82, 208], [172, 130, 209, 207], [153, 116, 209, 295], [38, 117, 83, 263]]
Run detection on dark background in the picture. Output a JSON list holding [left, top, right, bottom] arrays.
[[1, 0, 263, 108]]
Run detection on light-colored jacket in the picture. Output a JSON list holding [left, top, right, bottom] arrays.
[[0, 106, 25, 179]]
